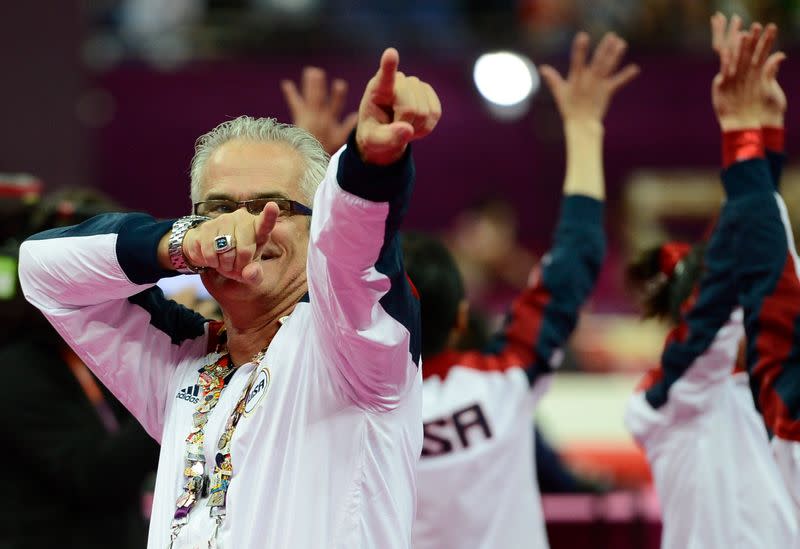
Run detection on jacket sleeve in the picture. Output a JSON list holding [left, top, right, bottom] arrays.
[[647, 134, 776, 410], [631, 308, 743, 437], [18, 213, 210, 440], [722, 159, 800, 439], [646, 221, 741, 409], [306, 134, 420, 411], [452, 195, 605, 387], [764, 127, 785, 189], [647, 147, 800, 436]]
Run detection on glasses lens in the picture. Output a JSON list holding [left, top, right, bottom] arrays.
[[245, 199, 274, 215], [247, 199, 295, 216], [198, 200, 238, 217], [197, 198, 302, 216]]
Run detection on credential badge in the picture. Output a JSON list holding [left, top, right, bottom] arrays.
[[244, 368, 270, 416]]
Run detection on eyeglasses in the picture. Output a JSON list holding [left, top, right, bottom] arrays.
[[193, 198, 313, 218]]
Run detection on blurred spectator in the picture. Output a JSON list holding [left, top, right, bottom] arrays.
[[84, 0, 800, 60], [445, 196, 538, 322], [0, 174, 41, 339], [0, 187, 160, 549], [119, 0, 204, 65]]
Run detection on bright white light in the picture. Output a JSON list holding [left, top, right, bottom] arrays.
[[473, 51, 538, 107]]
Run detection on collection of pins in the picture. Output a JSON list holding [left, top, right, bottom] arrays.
[[169, 342, 268, 547]]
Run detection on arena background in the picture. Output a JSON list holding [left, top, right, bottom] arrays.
[[2, 1, 798, 547]]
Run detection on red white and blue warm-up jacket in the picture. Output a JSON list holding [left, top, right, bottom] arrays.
[[625, 130, 800, 548], [18, 138, 423, 549], [413, 195, 605, 549], [641, 130, 800, 442]]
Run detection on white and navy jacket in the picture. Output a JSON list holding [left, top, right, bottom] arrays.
[[625, 137, 800, 548], [626, 309, 798, 549], [18, 139, 423, 549], [413, 195, 605, 549]]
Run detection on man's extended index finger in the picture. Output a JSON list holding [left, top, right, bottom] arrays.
[[373, 48, 400, 97], [255, 202, 280, 245]]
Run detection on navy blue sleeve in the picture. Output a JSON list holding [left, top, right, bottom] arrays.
[[28, 212, 178, 285], [336, 130, 414, 206], [335, 131, 421, 367], [648, 208, 740, 408], [766, 150, 785, 191], [647, 158, 784, 410], [479, 195, 605, 385], [722, 159, 800, 438]]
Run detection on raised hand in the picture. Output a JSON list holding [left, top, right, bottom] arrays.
[[539, 32, 639, 125], [711, 20, 768, 131], [712, 13, 786, 128], [281, 67, 359, 155], [355, 48, 442, 166], [182, 203, 280, 286]]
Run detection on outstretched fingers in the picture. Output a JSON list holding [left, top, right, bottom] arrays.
[[711, 12, 727, 54], [281, 79, 303, 119], [752, 23, 777, 69], [538, 64, 564, 97], [608, 63, 641, 93], [329, 78, 349, 119], [726, 15, 744, 76], [568, 32, 590, 77], [734, 31, 755, 81], [302, 67, 327, 110], [591, 33, 626, 77], [764, 51, 787, 80]]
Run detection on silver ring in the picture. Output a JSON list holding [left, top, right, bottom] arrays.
[[213, 234, 236, 254]]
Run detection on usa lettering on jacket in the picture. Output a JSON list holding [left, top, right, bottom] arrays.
[[421, 403, 493, 457]]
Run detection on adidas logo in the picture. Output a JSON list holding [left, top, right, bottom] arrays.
[[176, 384, 200, 404]]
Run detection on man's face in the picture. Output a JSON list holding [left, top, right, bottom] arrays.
[[197, 139, 310, 305]]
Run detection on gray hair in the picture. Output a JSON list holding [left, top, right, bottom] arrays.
[[189, 116, 329, 206]]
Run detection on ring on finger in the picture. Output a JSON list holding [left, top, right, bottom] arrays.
[[213, 234, 237, 254]]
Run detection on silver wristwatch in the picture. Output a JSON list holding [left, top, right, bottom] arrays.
[[168, 215, 210, 274]]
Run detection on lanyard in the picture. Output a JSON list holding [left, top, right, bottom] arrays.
[[169, 346, 266, 548]]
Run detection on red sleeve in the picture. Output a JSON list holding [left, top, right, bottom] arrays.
[[763, 127, 785, 153], [722, 129, 764, 168]]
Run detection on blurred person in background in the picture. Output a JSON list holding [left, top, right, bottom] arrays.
[[445, 196, 538, 322], [625, 15, 799, 547], [625, 244, 797, 548], [19, 49, 440, 549], [0, 186, 160, 549], [403, 31, 637, 549]]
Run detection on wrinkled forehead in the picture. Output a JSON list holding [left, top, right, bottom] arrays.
[[199, 139, 305, 201]]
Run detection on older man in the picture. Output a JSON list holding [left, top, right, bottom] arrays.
[[18, 48, 440, 549]]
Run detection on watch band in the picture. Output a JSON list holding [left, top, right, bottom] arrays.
[[168, 215, 210, 274]]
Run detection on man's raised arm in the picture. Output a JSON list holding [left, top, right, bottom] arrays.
[[306, 48, 442, 411], [18, 213, 209, 439]]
